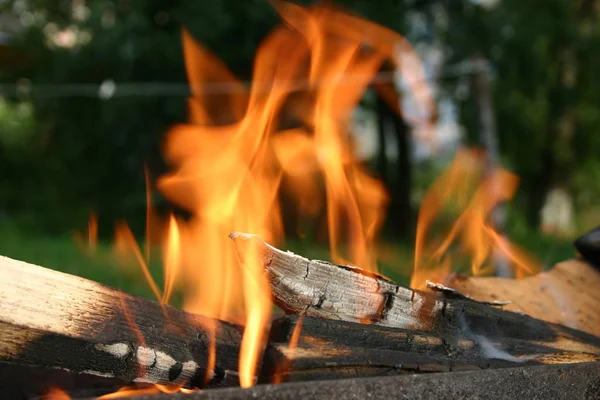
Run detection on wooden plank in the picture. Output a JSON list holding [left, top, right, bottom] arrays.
[[0, 255, 242, 388], [449, 259, 600, 337]]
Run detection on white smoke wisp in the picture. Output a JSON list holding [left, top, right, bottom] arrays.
[[473, 334, 526, 363]]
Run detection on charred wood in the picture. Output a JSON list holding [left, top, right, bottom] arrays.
[[230, 232, 600, 363], [0, 255, 241, 389]]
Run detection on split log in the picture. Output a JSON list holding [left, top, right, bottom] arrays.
[[229, 232, 600, 363], [0, 255, 242, 388], [262, 316, 535, 384], [0, 253, 531, 394], [3, 235, 600, 396], [449, 259, 600, 337]]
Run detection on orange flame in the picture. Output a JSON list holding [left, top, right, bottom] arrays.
[[97, 386, 161, 399], [161, 214, 181, 304], [156, 2, 434, 385], [43, 387, 71, 400], [74, 212, 97, 255], [273, 315, 304, 384], [113, 222, 162, 301], [77, 1, 434, 390], [412, 149, 540, 289]]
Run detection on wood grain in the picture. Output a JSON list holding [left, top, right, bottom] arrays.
[[0, 255, 242, 388], [230, 233, 600, 362], [450, 259, 600, 337]]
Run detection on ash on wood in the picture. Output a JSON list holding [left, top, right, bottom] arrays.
[[230, 232, 600, 363], [0, 255, 242, 389]]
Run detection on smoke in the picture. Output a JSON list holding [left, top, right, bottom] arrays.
[[473, 334, 525, 363], [457, 312, 525, 363]]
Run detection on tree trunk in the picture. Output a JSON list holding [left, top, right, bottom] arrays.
[[374, 73, 413, 240], [375, 94, 389, 184]]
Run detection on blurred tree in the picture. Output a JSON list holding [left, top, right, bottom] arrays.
[[1, 0, 419, 238], [427, 0, 600, 230]]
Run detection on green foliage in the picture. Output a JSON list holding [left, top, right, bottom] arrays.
[[0, 0, 413, 235], [0, 98, 35, 150], [1, 0, 596, 257], [429, 0, 600, 230], [0, 223, 162, 300]]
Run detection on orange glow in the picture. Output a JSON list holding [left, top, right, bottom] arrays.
[[412, 149, 540, 290], [144, 165, 154, 263], [159, 1, 435, 385], [82, 1, 433, 390], [97, 386, 161, 399], [158, 2, 433, 387], [161, 214, 181, 304], [44, 387, 71, 400], [204, 325, 217, 386], [73, 212, 97, 255], [113, 222, 162, 302], [273, 315, 304, 384], [156, 2, 434, 385]]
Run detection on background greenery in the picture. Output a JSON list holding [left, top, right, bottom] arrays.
[[0, 0, 590, 301]]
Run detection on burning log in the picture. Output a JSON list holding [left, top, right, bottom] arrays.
[[0, 255, 242, 388], [230, 232, 600, 364], [1, 236, 600, 396], [449, 259, 600, 337], [0, 254, 532, 394]]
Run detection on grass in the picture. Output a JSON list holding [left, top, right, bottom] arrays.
[[0, 225, 161, 300], [0, 222, 577, 308]]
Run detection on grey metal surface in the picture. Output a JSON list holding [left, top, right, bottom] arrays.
[[121, 361, 600, 400]]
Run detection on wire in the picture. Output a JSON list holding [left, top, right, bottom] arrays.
[[0, 60, 490, 99]]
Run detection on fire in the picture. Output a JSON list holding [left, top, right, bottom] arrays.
[[73, 212, 97, 255], [412, 149, 540, 290], [75, 0, 435, 391], [44, 387, 71, 400], [112, 222, 162, 302], [66, 2, 545, 393], [161, 214, 182, 304], [273, 315, 304, 383], [96, 386, 162, 399], [155, 1, 433, 386]]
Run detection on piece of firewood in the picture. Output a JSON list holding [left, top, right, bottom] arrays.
[[449, 259, 600, 337], [0, 255, 242, 388], [263, 316, 545, 384], [0, 253, 530, 395], [261, 342, 522, 384], [269, 315, 599, 364], [0, 239, 600, 396], [229, 233, 600, 361]]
